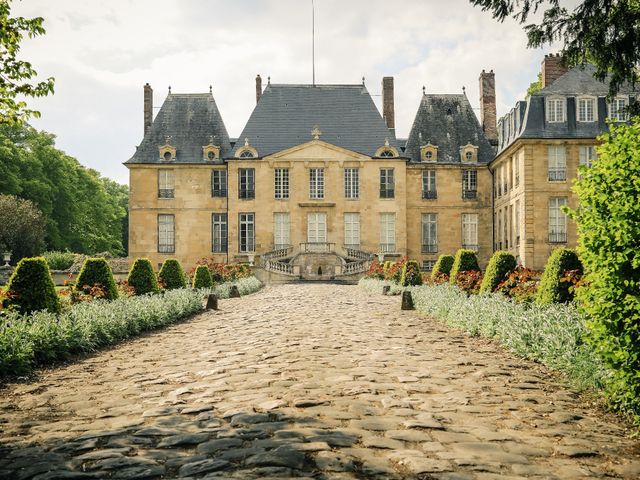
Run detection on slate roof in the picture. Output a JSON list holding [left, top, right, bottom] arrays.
[[233, 84, 399, 157], [404, 94, 495, 164], [497, 64, 638, 152], [126, 92, 232, 164]]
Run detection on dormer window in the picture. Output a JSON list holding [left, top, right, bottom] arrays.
[[465, 151, 473, 161], [577, 96, 597, 122], [379, 150, 394, 157], [239, 150, 255, 158], [460, 143, 478, 163], [235, 138, 258, 158], [374, 140, 399, 158], [608, 97, 628, 122], [425, 151, 433, 160], [420, 143, 438, 162], [202, 144, 220, 161], [546, 97, 566, 123], [159, 144, 177, 161]]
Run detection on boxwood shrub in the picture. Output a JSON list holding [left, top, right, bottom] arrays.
[[2, 257, 61, 314], [431, 254, 454, 280], [127, 258, 159, 295], [536, 248, 582, 305], [42, 251, 77, 271], [479, 251, 516, 294], [400, 260, 423, 286], [158, 258, 187, 290], [449, 249, 480, 285], [74, 257, 118, 300], [192, 265, 213, 289]]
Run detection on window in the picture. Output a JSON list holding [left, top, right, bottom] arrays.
[[239, 168, 255, 199], [548, 145, 566, 181], [462, 213, 478, 250], [608, 97, 628, 122], [239, 213, 255, 252], [344, 213, 360, 249], [212, 213, 228, 253], [211, 170, 227, 197], [379, 150, 394, 157], [309, 168, 324, 199], [158, 169, 174, 198], [577, 97, 596, 122], [503, 208, 509, 249], [158, 214, 175, 253], [422, 170, 437, 199], [239, 150, 255, 158], [421, 213, 437, 253], [344, 168, 359, 199], [425, 151, 433, 160], [462, 170, 477, 199], [380, 213, 396, 252], [465, 151, 473, 161], [546, 97, 565, 123], [514, 156, 520, 187], [307, 213, 327, 245], [380, 168, 395, 198], [422, 260, 436, 272], [579, 145, 597, 168], [515, 199, 521, 247], [273, 213, 290, 249], [274, 168, 289, 199], [549, 197, 568, 243]]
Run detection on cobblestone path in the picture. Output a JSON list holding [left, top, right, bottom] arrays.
[[1, 284, 639, 479]]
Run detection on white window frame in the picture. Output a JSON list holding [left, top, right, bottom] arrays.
[[608, 96, 628, 122], [158, 214, 175, 253], [239, 212, 255, 252], [577, 96, 597, 122], [307, 212, 327, 244], [515, 199, 521, 247], [462, 169, 477, 198], [212, 213, 228, 253], [158, 169, 174, 198], [421, 213, 437, 253], [273, 212, 290, 249], [274, 168, 289, 199], [462, 213, 478, 250], [344, 168, 359, 199], [549, 197, 568, 243], [422, 170, 436, 198], [344, 212, 360, 249], [309, 168, 324, 199], [379, 213, 396, 252], [546, 97, 566, 123], [548, 145, 567, 181], [579, 145, 597, 168]]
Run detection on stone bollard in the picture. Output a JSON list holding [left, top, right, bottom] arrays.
[[206, 294, 218, 310], [382, 285, 390, 295], [229, 285, 241, 298], [401, 290, 414, 310]]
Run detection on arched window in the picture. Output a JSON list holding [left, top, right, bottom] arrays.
[[465, 151, 473, 161], [379, 150, 394, 158], [239, 150, 255, 158]]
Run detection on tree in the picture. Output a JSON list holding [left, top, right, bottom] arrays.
[[0, 0, 55, 124], [0, 194, 45, 260], [526, 72, 542, 98], [470, 0, 640, 98]]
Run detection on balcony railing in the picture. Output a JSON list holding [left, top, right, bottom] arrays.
[[300, 242, 335, 253], [380, 189, 395, 199], [548, 170, 567, 181], [422, 190, 437, 199], [379, 243, 396, 253], [239, 189, 255, 199], [462, 190, 477, 199], [158, 189, 174, 199], [421, 244, 438, 253], [462, 244, 479, 251], [549, 232, 568, 243]]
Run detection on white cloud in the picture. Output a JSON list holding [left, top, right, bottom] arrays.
[[12, 0, 557, 184]]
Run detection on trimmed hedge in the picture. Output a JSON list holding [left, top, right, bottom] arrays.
[[2, 257, 61, 314], [42, 251, 77, 271], [536, 248, 582, 305], [158, 259, 187, 290], [449, 249, 481, 284], [192, 265, 213, 289], [74, 257, 118, 300], [400, 260, 423, 287], [479, 251, 517, 294], [431, 254, 454, 280], [127, 258, 159, 295]]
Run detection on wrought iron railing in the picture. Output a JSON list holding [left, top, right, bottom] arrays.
[[421, 244, 438, 253], [422, 190, 437, 199], [158, 189, 174, 199], [548, 170, 566, 181], [462, 190, 477, 199], [549, 232, 567, 243]]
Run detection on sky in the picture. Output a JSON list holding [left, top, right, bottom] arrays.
[[13, 0, 558, 185]]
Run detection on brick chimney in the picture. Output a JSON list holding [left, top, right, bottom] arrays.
[[256, 74, 262, 104], [541, 53, 569, 88], [479, 70, 497, 145], [382, 76, 395, 130], [143, 83, 153, 136]]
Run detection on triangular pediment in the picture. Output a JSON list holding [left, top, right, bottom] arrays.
[[265, 140, 370, 161]]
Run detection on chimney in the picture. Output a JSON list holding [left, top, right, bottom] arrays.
[[256, 74, 262, 104], [143, 83, 153, 136], [541, 53, 569, 88], [479, 69, 497, 145], [382, 76, 395, 130]]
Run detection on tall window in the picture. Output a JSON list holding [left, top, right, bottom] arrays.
[[549, 197, 568, 243], [274, 168, 289, 199], [158, 214, 175, 253], [515, 200, 521, 247], [379, 213, 396, 252], [158, 169, 174, 198], [462, 213, 478, 250], [379, 168, 395, 198], [577, 97, 596, 122], [546, 97, 565, 123], [462, 170, 477, 199], [579, 145, 597, 168], [211, 170, 227, 197], [422, 170, 437, 199], [514, 156, 520, 187], [421, 213, 437, 253], [212, 213, 228, 253], [344, 213, 360, 249], [608, 97, 628, 122], [344, 168, 359, 199], [309, 168, 324, 199], [239, 168, 255, 199], [273, 212, 290, 249], [548, 145, 566, 180], [239, 213, 255, 252]]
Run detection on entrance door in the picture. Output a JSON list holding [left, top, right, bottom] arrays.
[[307, 213, 327, 251]]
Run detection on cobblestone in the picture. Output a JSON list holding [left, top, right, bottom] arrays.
[[0, 284, 639, 479]]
